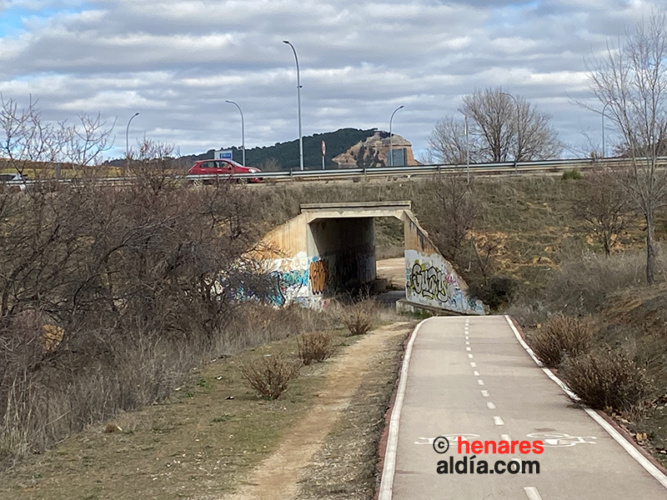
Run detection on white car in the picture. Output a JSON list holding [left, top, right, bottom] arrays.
[[0, 173, 28, 191]]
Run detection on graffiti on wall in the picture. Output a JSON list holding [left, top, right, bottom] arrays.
[[406, 252, 485, 314], [409, 261, 458, 302], [261, 256, 310, 306], [309, 258, 329, 294]]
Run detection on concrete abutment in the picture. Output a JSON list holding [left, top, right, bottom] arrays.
[[252, 201, 485, 315]]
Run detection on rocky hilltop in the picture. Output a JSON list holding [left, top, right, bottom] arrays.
[[332, 130, 419, 169]]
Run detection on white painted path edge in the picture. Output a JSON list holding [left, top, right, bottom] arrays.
[[377, 318, 427, 500], [377, 316, 667, 500], [503, 314, 667, 490]]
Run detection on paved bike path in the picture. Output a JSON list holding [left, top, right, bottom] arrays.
[[380, 315, 667, 499]]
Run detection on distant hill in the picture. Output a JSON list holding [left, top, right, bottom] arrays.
[[182, 128, 380, 171]]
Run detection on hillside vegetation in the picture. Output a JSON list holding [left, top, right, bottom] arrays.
[[173, 128, 380, 171], [255, 173, 667, 464]]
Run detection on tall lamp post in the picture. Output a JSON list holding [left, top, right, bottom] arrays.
[[389, 105, 404, 167], [226, 100, 245, 166], [283, 40, 304, 171], [464, 114, 470, 183], [125, 112, 140, 159], [500, 92, 519, 162]]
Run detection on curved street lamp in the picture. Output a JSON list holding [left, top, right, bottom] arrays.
[[283, 40, 304, 170], [500, 92, 520, 162], [389, 105, 404, 167], [226, 100, 245, 166], [125, 112, 140, 159]]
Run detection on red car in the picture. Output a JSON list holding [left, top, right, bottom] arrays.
[[188, 159, 262, 183]]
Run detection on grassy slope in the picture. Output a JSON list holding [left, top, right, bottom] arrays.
[[0, 322, 409, 500], [259, 174, 667, 465]]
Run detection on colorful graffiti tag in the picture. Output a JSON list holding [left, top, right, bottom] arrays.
[[309, 258, 329, 294], [409, 261, 457, 302], [261, 256, 310, 306], [407, 256, 485, 314]]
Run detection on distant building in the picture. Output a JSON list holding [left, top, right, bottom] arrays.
[[332, 131, 419, 169]]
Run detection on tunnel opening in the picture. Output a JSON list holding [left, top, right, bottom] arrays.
[[307, 214, 406, 302], [254, 201, 485, 314]]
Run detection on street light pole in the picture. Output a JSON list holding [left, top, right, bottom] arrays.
[[500, 92, 519, 162], [283, 40, 304, 171], [389, 105, 404, 167], [226, 100, 245, 166], [464, 115, 470, 183], [125, 112, 140, 159]]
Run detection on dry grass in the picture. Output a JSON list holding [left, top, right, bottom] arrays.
[[528, 315, 593, 368], [0, 327, 349, 500]]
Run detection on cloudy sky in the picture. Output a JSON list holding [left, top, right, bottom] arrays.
[[0, 0, 660, 163]]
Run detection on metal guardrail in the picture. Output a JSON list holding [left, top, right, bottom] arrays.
[[3, 156, 664, 187]]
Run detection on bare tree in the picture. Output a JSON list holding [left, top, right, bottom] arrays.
[[428, 88, 562, 164], [0, 96, 114, 177], [587, 12, 667, 283], [420, 172, 478, 266], [575, 168, 632, 256], [427, 116, 478, 165]]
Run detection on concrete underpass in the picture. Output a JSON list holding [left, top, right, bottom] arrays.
[[253, 201, 485, 315]]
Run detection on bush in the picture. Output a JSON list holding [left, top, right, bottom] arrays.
[[528, 315, 593, 367], [241, 352, 301, 400], [339, 300, 379, 336], [562, 168, 582, 180], [297, 331, 334, 365], [561, 348, 654, 412]]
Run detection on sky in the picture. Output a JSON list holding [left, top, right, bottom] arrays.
[[0, 0, 660, 163]]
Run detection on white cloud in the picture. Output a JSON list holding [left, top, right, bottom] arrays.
[[0, 0, 663, 160]]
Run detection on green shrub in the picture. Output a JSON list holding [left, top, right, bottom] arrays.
[[562, 168, 582, 180], [528, 315, 593, 367], [561, 348, 654, 412]]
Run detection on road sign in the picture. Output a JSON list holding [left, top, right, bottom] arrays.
[[214, 149, 233, 160]]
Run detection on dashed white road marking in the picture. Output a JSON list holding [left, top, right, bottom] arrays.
[[494, 416, 505, 426], [468, 354, 474, 359], [524, 487, 543, 500], [501, 434, 511, 442], [477, 379, 485, 386], [481, 390, 489, 397], [473, 370, 480, 376], [470, 362, 477, 368], [487, 402, 496, 409], [466, 347, 472, 351], [465, 340, 470, 345]]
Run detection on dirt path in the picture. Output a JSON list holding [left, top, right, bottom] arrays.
[[376, 257, 405, 289], [220, 322, 412, 500]]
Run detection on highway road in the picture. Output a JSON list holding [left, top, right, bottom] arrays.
[[379, 315, 667, 500]]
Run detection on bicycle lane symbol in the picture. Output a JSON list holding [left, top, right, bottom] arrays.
[[527, 432, 597, 447], [415, 434, 480, 445]]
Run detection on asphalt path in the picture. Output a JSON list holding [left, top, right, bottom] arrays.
[[379, 315, 667, 500]]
